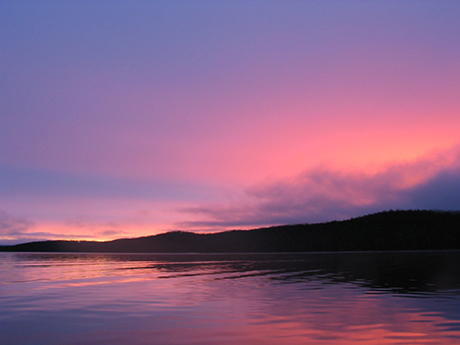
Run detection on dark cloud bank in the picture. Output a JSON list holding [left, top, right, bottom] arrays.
[[181, 148, 460, 230]]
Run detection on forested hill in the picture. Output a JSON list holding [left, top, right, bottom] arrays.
[[2, 210, 460, 253]]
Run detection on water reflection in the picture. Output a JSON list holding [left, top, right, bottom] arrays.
[[6, 251, 460, 294], [1, 251, 460, 344]]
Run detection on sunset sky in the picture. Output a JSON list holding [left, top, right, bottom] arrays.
[[1, 1, 460, 244]]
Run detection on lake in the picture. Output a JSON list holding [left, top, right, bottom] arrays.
[[1, 251, 460, 344]]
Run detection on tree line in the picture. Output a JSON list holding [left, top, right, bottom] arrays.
[[1, 210, 460, 253]]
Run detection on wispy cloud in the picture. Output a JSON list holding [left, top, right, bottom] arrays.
[[64, 218, 127, 238], [179, 146, 460, 230], [0, 211, 118, 245], [0, 210, 62, 244], [0, 210, 35, 236]]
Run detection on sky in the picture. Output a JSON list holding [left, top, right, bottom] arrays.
[[1, 0, 460, 244]]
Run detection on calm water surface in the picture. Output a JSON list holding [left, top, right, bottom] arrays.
[[1, 251, 460, 344]]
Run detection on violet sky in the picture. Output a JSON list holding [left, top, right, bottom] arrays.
[[1, 1, 460, 244]]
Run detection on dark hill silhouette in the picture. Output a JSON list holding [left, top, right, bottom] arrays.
[[1, 210, 460, 253]]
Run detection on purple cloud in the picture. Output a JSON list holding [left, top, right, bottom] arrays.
[[179, 146, 460, 229], [0, 210, 59, 245], [0, 210, 103, 245], [0, 210, 35, 236]]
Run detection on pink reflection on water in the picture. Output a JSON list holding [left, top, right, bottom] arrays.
[[1, 253, 460, 345]]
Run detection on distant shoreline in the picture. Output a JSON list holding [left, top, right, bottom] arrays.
[[2, 250, 460, 256], [1, 210, 460, 253]]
